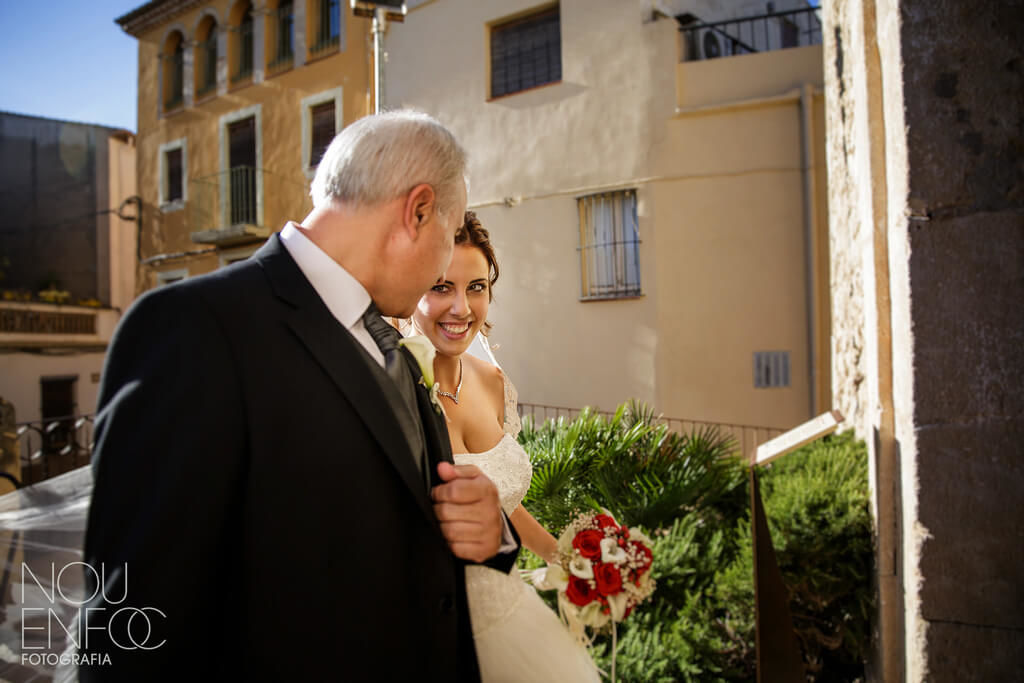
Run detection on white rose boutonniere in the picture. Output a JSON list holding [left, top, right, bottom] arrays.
[[398, 335, 447, 418]]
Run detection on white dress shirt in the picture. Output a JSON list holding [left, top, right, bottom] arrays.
[[279, 221, 384, 367]]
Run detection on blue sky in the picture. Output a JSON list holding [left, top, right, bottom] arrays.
[[0, 1, 140, 131]]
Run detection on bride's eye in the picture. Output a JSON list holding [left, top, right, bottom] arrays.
[[431, 284, 450, 294], [469, 282, 487, 293]]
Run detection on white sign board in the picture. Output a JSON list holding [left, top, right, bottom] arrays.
[[754, 410, 844, 466]]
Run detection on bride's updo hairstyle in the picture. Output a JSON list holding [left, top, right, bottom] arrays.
[[457, 211, 499, 299], [457, 211, 499, 334]]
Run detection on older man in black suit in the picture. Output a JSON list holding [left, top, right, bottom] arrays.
[[80, 110, 517, 681]]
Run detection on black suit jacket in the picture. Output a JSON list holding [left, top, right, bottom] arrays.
[[80, 234, 517, 681]]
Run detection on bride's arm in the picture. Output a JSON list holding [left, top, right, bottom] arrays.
[[509, 504, 560, 564]]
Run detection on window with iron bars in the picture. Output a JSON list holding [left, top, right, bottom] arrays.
[[270, 1, 294, 69], [577, 190, 641, 300], [490, 5, 561, 99], [197, 24, 218, 96], [163, 43, 184, 110], [310, 100, 335, 168], [311, 0, 340, 55], [166, 148, 184, 202], [232, 9, 254, 82]]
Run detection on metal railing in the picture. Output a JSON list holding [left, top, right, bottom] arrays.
[[191, 166, 259, 229], [14, 414, 95, 487], [189, 166, 310, 233], [309, 0, 341, 56], [197, 33, 218, 97], [232, 19, 255, 83], [162, 51, 185, 110], [518, 402, 784, 462], [679, 6, 822, 62], [268, 3, 295, 72]]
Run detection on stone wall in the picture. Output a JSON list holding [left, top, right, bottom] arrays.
[[824, 0, 1024, 680]]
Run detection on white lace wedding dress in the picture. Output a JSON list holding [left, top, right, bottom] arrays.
[[454, 375, 600, 683]]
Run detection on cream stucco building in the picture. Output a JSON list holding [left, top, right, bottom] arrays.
[[384, 0, 829, 442]]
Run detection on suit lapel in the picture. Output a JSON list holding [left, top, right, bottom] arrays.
[[255, 235, 435, 521], [409, 368, 455, 490]]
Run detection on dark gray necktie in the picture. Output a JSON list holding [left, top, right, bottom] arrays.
[[362, 302, 425, 476]]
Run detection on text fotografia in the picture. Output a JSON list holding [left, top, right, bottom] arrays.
[[20, 562, 167, 659], [23, 652, 111, 667]]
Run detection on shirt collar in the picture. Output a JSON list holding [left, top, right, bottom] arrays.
[[278, 221, 370, 330]]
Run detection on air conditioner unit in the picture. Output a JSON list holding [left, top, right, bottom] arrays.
[[701, 30, 722, 60]]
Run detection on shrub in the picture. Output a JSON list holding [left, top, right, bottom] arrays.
[[518, 406, 873, 682]]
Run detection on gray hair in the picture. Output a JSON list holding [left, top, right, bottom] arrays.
[[310, 109, 468, 223]]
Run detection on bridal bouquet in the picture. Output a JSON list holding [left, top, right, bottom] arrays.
[[533, 510, 656, 630]]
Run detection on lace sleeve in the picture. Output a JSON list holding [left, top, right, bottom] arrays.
[[502, 372, 522, 439]]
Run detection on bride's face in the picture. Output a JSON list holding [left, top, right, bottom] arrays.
[[413, 244, 490, 357]]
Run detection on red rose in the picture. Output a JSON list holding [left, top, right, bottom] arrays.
[[594, 514, 618, 530], [573, 529, 604, 560], [566, 576, 596, 606], [631, 541, 653, 571], [594, 562, 623, 595]]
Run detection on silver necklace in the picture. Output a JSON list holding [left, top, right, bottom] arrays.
[[437, 358, 463, 404]]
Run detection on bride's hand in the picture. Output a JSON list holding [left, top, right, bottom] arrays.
[[432, 462, 503, 563]]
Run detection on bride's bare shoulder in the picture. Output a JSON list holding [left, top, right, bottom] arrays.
[[465, 353, 505, 410]]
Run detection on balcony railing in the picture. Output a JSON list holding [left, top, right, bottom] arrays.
[[231, 20, 255, 83], [678, 7, 822, 62], [518, 402, 784, 463], [189, 166, 309, 246], [309, 0, 341, 56], [14, 414, 94, 487], [268, 3, 295, 74]]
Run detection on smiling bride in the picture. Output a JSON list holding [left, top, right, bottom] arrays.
[[410, 211, 600, 682]]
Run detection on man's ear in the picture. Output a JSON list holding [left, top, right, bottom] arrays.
[[402, 183, 437, 239]]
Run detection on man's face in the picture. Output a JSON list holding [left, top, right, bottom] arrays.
[[393, 181, 467, 317]]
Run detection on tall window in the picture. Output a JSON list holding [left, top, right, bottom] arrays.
[[311, 0, 340, 55], [231, 2, 254, 83], [228, 116, 257, 224], [490, 5, 561, 99], [302, 88, 341, 175], [270, 1, 294, 70], [162, 31, 185, 111], [166, 148, 183, 202], [577, 190, 641, 299], [159, 138, 187, 209], [310, 101, 335, 168], [197, 16, 218, 97]]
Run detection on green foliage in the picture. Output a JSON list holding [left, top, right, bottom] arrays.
[[519, 400, 747, 532], [759, 430, 874, 681], [519, 407, 874, 682]]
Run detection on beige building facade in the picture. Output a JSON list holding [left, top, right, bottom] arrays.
[[384, 0, 829, 436], [117, 0, 373, 288], [0, 114, 136, 487]]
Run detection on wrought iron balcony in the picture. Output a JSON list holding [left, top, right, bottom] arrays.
[[190, 166, 267, 246], [188, 166, 308, 246], [678, 6, 822, 62], [14, 414, 95, 487]]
